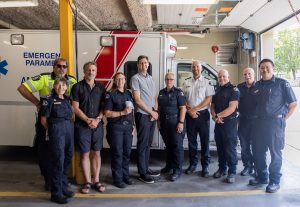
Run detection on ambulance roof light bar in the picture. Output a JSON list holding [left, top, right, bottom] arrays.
[[0, 0, 38, 8], [141, 0, 218, 4]]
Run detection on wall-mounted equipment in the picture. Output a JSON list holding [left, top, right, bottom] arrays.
[[240, 32, 254, 50]]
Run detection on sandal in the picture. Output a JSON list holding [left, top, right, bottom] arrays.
[[81, 183, 92, 194], [93, 182, 106, 193]]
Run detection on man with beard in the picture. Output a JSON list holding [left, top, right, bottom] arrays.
[[17, 58, 77, 191], [71, 61, 106, 194]]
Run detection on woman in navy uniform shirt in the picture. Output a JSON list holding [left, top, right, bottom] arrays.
[[40, 77, 74, 204], [158, 72, 186, 181], [104, 72, 134, 188]]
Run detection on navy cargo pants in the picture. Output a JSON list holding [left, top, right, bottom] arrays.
[[48, 120, 74, 199], [252, 118, 285, 184], [214, 118, 238, 174]]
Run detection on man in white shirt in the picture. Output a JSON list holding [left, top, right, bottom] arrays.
[[182, 60, 215, 177]]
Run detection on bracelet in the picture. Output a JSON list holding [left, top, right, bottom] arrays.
[[178, 120, 184, 124]]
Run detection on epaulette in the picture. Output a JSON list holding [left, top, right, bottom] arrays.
[[40, 72, 51, 76], [185, 77, 192, 80]]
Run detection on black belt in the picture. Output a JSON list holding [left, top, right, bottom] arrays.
[[198, 109, 208, 113], [240, 115, 258, 119], [258, 114, 284, 119]]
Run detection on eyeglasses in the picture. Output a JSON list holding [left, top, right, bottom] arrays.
[[165, 79, 174, 81], [56, 64, 68, 69]]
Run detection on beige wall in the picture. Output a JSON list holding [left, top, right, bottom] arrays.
[[173, 32, 239, 84]]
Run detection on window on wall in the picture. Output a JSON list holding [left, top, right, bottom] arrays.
[[216, 43, 237, 66]]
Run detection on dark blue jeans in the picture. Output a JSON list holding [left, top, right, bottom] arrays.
[[135, 112, 155, 175]]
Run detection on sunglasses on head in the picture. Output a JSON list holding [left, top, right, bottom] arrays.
[[56, 64, 68, 69]]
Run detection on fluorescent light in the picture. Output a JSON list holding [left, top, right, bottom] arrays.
[[0, 0, 38, 8], [141, 0, 218, 4]]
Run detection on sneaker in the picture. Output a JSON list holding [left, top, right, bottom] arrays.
[[225, 173, 235, 183], [266, 183, 280, 193], [213, 169, 227, 178], [249, 178, 268, 186], [147, 169, 160, 177], [139, 174, 155, 184]]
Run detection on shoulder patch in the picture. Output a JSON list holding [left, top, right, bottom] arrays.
[[285, 82, 291, 88], [42, 100, 48, 106], [31, 75, 41, 81], [105, 94, 110, 99]]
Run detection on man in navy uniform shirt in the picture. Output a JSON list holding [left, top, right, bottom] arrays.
[[249, 59, 297, 193], [211, 69, 239, 183], [237, 67, 256, 176]]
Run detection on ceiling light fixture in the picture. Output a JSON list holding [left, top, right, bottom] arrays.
[[0, 0, 38, 8], [141, 0, 218, 5]]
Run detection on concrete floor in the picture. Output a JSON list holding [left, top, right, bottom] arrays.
[[0, 146, 300, 207]]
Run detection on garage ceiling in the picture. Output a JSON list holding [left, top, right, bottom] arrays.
[[0, 0, 299, 33]]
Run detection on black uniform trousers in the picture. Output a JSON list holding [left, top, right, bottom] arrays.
[[214, 118, 238, 174], [48, 120, 74, 199], [238, 117, 254, 168], [252, 118, 285, 184], [35, 112, 51, 185], [186, 109, 210, 168], [135, 112, 155, 175], [160, 116, 184, 174], [107, 123, 133, 184]]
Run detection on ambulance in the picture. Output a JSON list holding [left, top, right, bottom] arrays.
[[0, 30, 217, 149]]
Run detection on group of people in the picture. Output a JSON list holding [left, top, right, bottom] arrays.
[[17, 56, 297, 204]]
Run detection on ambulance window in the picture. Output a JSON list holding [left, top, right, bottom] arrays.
[[201, 65, 218, 89], [124, 61, 152, 89], [177, 63, 218, 89], [177, 63, 193, 88]]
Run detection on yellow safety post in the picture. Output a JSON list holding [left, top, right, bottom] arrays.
[[59, 0, 74, 76], [59, 0, 76, 179]]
